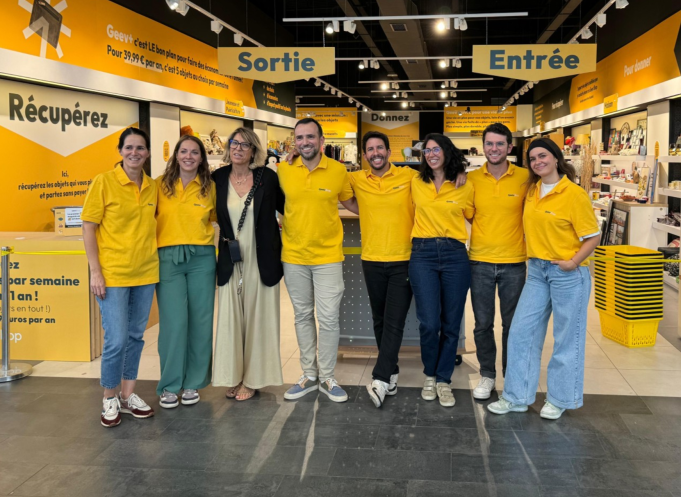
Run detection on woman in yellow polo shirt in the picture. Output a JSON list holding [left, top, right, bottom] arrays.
[[155, 135, 216, 409], [409, 133, 474, 407], [82, 127, 158, 428], [488, 138, 600, 420]]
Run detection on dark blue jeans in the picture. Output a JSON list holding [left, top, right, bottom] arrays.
[[409, 238, 471, 384], [469, 261, 526, 379]]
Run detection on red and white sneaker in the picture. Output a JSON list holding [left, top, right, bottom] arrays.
[[101, 396, 121, 428], [119, 393, 155, 419]]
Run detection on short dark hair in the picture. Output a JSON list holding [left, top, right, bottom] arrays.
[[482, 123, 513, 145], [419, 133, 468, 183], [294, 118, 323, 138], [362, 131, 390, 153], [117, 127, 150, 151]]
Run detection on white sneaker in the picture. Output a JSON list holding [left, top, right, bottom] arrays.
[[181, 389, 200, 405], [367, 379, 389, 408], [421, 376, 437, 401], [436, 382, 456, 407], [487, 395, 528, 415], [101, 396, 121, 428], [386, 374, 398, 396], [159, 390, 179, 409], [472, 377, 496, 400], [540, 400, 566, 420]]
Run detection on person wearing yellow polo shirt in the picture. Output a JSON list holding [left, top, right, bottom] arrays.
[[410, 133, 474, 408], [488, 138, 600, 420], [82, 127, 158, 428], [279, 118, 355, 403], [155, 135, 216, 409], [467, 123, 529, 401]]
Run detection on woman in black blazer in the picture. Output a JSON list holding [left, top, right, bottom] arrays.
[[211, 127, 285, 401]]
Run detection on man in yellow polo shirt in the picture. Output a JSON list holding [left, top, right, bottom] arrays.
[[279, 118, 355, 403], [467, 123, 529, 400]]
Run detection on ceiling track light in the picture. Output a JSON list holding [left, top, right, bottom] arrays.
[[168, 0, 189, 15], [332, 20, 340, 32], [616, 0, 628, 9], [325, 22, 334, 34], [450, 91, 457, 98], [348, 97, 354, 103], [440, 91, 447, 98], [331, 88, 336, 95], [337, 92, 342, 98], [444, 102, 449, 108], [343, 20, 356, 34], [452, 81, 458, 88], [401, 102, 408, 108], [380, 83, 388, 90], [454, 17, 461, 30], [363, 107, 368, 112], [440, 59, 450, 68], [393, 93, 397, 98], [437, 18, 450, 31], [233, 33, 244, 46], [410, 102, 415, 108], [314, 79, 322, 87], [581, 27, 593, 40], [356, 102, 360, 108], [323, 84, 329, 91], [210, 20, 223, 34], [596, 13, 606, 28], [459, 18, 468, 31], [454, 58, 462, 68], [402, 92, 407, 98]]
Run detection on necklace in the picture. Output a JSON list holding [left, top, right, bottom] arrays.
[[232, 171, 251, 185]]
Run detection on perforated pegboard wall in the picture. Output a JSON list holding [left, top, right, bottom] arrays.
[[340, 218, 464, 347]]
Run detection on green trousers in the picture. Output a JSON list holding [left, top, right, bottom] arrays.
[[156, 245, 216, 395]]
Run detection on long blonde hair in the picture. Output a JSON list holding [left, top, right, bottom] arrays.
[[222, 127, 267, 168]]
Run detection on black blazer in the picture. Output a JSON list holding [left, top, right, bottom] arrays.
[[212, 165, 285, 287]]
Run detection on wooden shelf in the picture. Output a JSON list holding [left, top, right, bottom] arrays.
[[592, 178, 639, 190], [657, 156, 681, 163], [659, 188, 681, 199], [652, 222, 681, 236]]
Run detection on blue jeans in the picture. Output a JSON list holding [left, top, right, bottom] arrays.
[[97, 285, 156, 389], [409, 238, 471, 384], [502, 259, 591, 410]]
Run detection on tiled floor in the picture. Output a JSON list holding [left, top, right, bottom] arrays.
[[2, 276, 680, 496]]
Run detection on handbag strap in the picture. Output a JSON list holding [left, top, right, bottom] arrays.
[[235, 166, 264, 239]]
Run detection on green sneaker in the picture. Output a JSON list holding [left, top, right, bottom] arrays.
[[487, 395, 528, 415]]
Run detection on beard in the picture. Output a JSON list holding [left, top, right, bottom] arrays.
[[299, 145, 319, 160], [368, 155, 387, 170]]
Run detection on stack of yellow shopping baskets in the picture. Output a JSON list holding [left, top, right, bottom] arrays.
[[594, 245, 664, 347]]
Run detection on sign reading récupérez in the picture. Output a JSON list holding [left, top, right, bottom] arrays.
[[472, 45, 597, 81], [218, 48, 335, 83]]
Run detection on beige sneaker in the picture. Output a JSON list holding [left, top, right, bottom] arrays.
[[421, 376, 437, 401], [436, 382, 455, 407]]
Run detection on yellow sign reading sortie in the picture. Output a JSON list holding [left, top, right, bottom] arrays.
[[473, 45, 597, 81], [218, 48, 335, 83]]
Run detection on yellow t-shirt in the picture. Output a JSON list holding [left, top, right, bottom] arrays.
[[278, 154, 354, 265], [349, 165, 418, 262], [468, 162, 529, 263], [523, 176, 600, 265], [81, 165, 159, 287], [155, 176, 216, 249], [411, 175, 475, 242]]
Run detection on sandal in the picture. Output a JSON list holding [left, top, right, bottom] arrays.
[[236, 384, 256, 401], [225, 382, 242, 399]]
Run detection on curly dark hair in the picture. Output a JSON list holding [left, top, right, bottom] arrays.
[[418, 133, 468, 183], [161, 135, 212, 199]]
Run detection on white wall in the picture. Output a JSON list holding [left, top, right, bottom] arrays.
[[647, 101, 670, 156], [253, 121, 268, 150], [149, 103, 180, 178]]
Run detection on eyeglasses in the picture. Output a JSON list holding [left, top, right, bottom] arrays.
[[229, 139, 252, 151], [484, 141, 509, 148], [423, 147, 442, 155]]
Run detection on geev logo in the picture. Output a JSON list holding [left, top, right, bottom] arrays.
[[9, 93, 109, 132]]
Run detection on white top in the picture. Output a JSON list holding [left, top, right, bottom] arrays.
[[540, 181, 559, 198]]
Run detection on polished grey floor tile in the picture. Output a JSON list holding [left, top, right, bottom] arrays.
[[0, 436, 113, 465], [640, 396, 681, 416], [571, 458, 681, 493], [565, 395, 652, 415], [275, 421, 380, 448], [0, 461, 46, 495], [0, 391, 44, 411], [328, 448, 451, 481], [207, 444, 336, 476], [160, 418, 285, 445], [10, 465, 141, 497], [598, 432, 681, 462], [133, 469, 283, 496], [416, 408, 523, 430], [0, 377, 103, 395], [315, 397, 418, 426], [376, 425, 484, 454], [520, 413, 631, 434], [217, 400, 314, 423], [57, 414, 176, 441], [449, 454, 578, 487], [275, 475, 408, 497], [620, 414, 681, 438], [14, 393, 100, 416], [0, 411, 71, 437], [252, 385, 362, 403], [488, 430, 607, 458], [408, 480, 540, 497], [90, 439, 222, 470], [539, 486, 672, 497]]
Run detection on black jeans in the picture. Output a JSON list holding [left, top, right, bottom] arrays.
[[362, 261, 413, 383], [469, 261, 526, 379]]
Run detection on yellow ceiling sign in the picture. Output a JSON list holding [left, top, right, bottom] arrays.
[[472, 45, 597, 80], [218, 48, 335, 83]]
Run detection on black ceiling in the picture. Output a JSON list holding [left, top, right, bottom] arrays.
[[113, 0, 681, 111]]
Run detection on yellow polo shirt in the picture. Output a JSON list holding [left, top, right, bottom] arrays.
[[155, 176, 216, 248], [411, 176, 475, 242], [523, 176, 600, 265], [81, 165, 159, 287], [349, 164, 418, 262], [278, 154, 353, 265], [468, 162, 529, 263]]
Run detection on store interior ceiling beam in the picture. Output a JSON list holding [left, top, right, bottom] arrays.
[[371, 89, 487, 93], [282, 13, 529, 23], [359, 78, 493, 83], [386, 99, 482, 103]]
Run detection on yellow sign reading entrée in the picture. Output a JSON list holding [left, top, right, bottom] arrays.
[[218, 48, 335, 83], [472, 45, 597, 81]]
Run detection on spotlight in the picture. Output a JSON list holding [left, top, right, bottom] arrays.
[[440, 91, 447, 98], [441, 82, 446, 88], [358, 62, 365, 70], [356, 103, 360, 108], [581, 27, 593, 40], [210, 20, 223, 34], [436, 18, 450, 31], [166, 0, 179, 8], [501, 106, 506, 111], [337, 92, 342, 98], [444, 103, 449, 108], [372, 60, 380, 69], [454, 58, 462, 68], [171, 0, 189, 15], [381, 83, 388, 90], [331, 88, 336, 95], [363, 107, 368, 112], [440, 60, 449, 68], [528, 82, 534, 89], [450, 91, 457, 98], [410, 102, 415, 108], [348, 97, 353, 104], [402, 92, 407, 98], [393, 93, 397, 98], [452, 81, 458, 88], [616, 0, 628, 8], [454, 18, 460, 30], [234, 33, 244, 46], [324, 84, 329, 91], [381, 112, 386, 116], [325, 23, 334, 34], [459, 18, 468, 31], [401, 102, 408, 108], [343, 21, 356, 34], [314, 79, 322, 87], [596, 13, 606, 28], [569, 39, 579, 44], [332, 20, 340, 32]]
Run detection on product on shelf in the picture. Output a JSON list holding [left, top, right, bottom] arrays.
[[210, 129, 225, 156]]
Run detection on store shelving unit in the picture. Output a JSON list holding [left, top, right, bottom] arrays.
[[592, 178, 639, 190], [658, 188, 681, 199], [663, 273, 679, 291], [652, 221, 681, 236]]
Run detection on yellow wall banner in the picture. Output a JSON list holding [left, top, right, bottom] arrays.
[[472, 45, 597, 80], [0, 79, 139, 231], [603, 93, 619, 114], [569, 10, 681, 113], [444, 107, 517, 134], [296, 108, 357, 139], [218, 48, 335, 83], [361, 111, 420, 168], [0, 248, 91, 361]]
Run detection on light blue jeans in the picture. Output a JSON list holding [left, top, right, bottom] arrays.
[[97, 285, 156, 389], [502, 258, 591, 410]]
